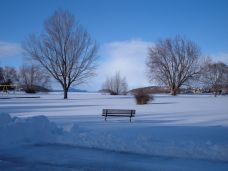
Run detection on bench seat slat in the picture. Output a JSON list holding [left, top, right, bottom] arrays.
[[103, 109, 135, 114], [102, 114, 135, 117], [102, 113, 135, 115]]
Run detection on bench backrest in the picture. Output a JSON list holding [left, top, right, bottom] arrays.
[[102, 109, 135, 116]]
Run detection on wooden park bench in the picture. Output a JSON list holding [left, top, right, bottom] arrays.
[[102, 109, 136, 122]]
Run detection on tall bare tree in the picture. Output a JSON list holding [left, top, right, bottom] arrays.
[[147, 36, 202, 95], [102, 72, 128, 95], [23, 9, 98, 99], [200, 61, 228, 97]]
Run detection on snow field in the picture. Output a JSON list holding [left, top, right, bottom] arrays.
[[0, 93, 228, 170]]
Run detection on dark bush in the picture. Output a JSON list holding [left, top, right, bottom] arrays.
[[25, 88, 36, 94], [133, 89, 153, 104]]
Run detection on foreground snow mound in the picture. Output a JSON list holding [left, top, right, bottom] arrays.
[[0, 113, 62, 146], [60, 124, 228, 162], [0, 113, 12, 126], [1, 113, 228, 162]]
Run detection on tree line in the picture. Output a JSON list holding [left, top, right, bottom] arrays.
[[102, 36, 228, 97], [0, 64, 50, 93], [1, 9, 228, 98], [147, 36, 228, 97]]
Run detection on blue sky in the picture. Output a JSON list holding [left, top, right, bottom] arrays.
[[0, 0, 228, 90]]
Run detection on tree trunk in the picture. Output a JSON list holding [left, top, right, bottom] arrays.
[[64, 88, 68, 99], [170, 87, 178, 96], [213, 87, 218, 97], [63, 82, 68, 99]]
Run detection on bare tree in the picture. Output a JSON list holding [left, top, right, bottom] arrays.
[[0, 67, 4, 84], [102, 72, 128, 95], [200, 61, 228, 97], [0, 66, 18, 85], [22, 9, 98, 99], [19, 64, 50, 93], [147, 36, 202, 95]]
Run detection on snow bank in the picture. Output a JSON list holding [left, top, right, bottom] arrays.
[[1, 113, 228, 162], [60, 124, 228, 162], [0, 113, 62, 147], [0, 113, 12, 126]]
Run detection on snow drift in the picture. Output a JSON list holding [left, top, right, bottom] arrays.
[[0, 113, 228, 162], [0, 113, 61, 147], [62, 124, 228, 162]]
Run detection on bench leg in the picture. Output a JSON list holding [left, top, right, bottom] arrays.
[[105, 112, 107, 121], [130, 111, 133, 123]]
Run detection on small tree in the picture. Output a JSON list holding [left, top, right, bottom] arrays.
[[23, 9, 98, 98], [3, 66, 18, 82], [19, 64, 50, 93], [147, 36, 202, 95], [0, 67, 4, 84], [102, 72, 128, 95], [200, 61, 228, 97], [0, 66, 18, 90]]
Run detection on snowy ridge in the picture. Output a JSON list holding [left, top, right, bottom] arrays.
[[60, 124, 228, 162], [0, 113, 61, 146], [1, 113, 228, 162]]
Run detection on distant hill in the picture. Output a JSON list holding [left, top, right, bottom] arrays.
[[69, 88, 87, 92], [19, 85, 50, 93], [129, 86, 170, 94], [51, 88, 87, 92]]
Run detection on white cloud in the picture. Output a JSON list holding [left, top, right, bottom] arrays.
[[0, 41, 22, 58], [210, 53, 228, 64], [86, 40, 153, 91]]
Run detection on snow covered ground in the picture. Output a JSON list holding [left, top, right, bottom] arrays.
[[0, 92, 228, 170]]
